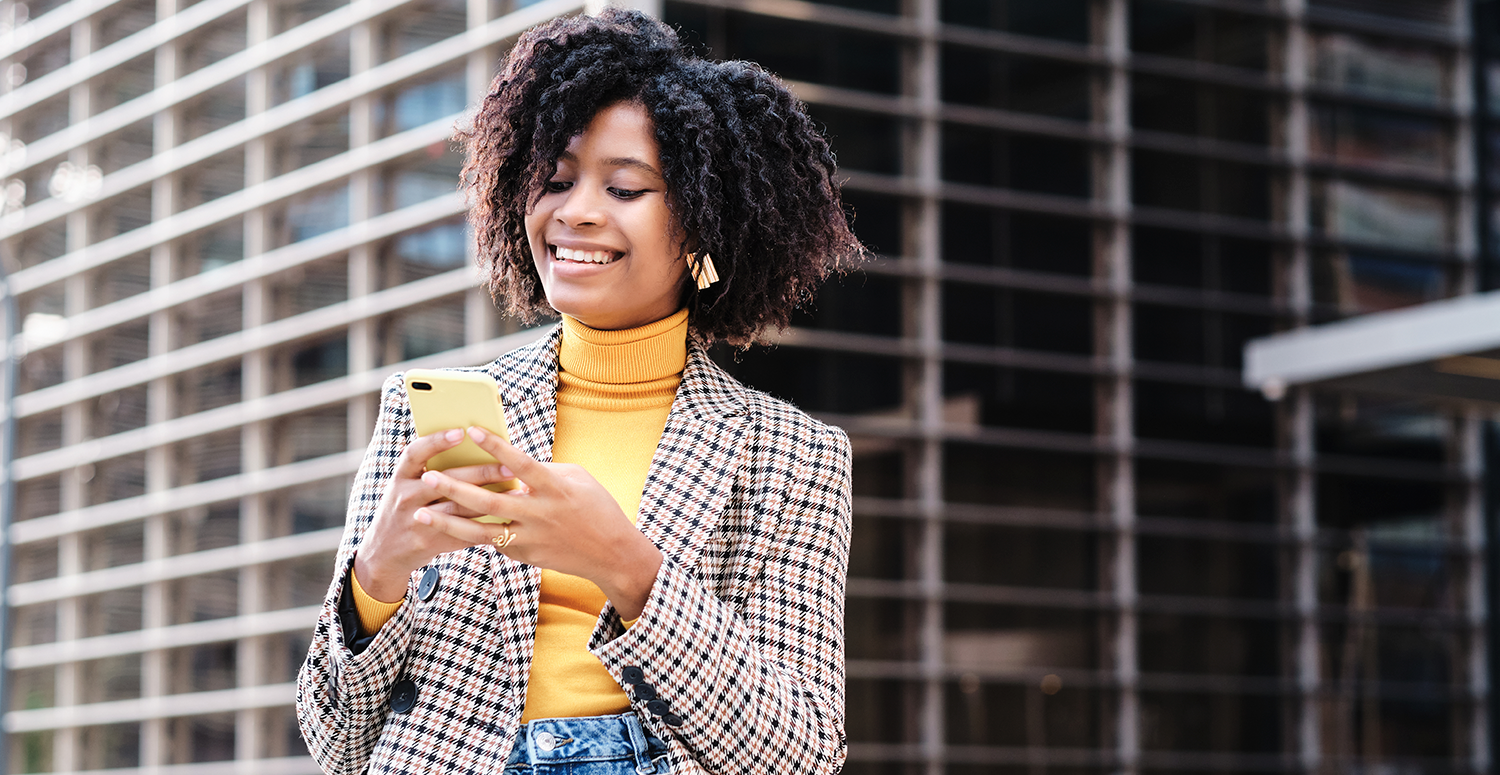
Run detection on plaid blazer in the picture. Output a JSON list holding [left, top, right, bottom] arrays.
[[295, 325, 852, 774]]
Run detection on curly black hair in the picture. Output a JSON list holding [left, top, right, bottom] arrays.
[[457, 8, 866, 345]]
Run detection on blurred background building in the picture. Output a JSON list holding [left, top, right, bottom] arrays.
[[0, 0, 1496, 772]]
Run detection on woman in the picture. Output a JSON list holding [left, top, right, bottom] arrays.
[[295, 8, 863, 774]]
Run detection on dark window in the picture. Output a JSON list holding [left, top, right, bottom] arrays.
[[940, 0, 1090, 42], [943, 206, 1093, 277], [943, 444, 1096, 509], [1131, 73, 1272, 145], [1133, 226, 1274, 297], [1139, 691, 1282, 752], [1133, 150, 1272, 220], [1130, 0, 1272, 72], [944, 125, 1092, 198], [1136, 459, 1277, 523], [1134, 304, 1272, 369], [1139, 613, 1282, 675], [794, 274, 902, 337], [945, 523, 1097, 589], [714, 348, 903, 416], [942, 283, 1093, 355], [1135, 381, 1276, 447], [811, 106, 902, 176], [943, 363, 1094, 434], [843, 191, 903, 256], [1138, 535, 1278, 599], [942, 47, 1093, 121]]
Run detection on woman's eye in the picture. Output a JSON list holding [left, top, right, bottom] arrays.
[[609, 187, 646, 200], [544, 180, 571, 193]]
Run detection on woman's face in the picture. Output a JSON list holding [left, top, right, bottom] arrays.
[[525, 101, 689, 331]]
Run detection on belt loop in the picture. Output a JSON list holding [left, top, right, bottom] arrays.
[[624, 713, 656, 774]]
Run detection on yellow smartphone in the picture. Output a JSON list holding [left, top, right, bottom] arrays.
[[404, 369, 520, 524]]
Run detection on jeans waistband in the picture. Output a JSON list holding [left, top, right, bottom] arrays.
[[505, 712, 667, 773]]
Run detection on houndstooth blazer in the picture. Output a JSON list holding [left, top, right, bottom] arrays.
[[295, 324, 852, 774]]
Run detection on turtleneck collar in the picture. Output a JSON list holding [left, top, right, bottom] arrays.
[[556, 308, 689, 411]]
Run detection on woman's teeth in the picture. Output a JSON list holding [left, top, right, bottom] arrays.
[[554, 246, 615, 264]]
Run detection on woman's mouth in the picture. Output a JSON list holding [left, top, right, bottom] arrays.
[[552, 245, 621, 264]]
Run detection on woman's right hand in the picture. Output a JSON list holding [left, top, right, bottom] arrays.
[[352, 428, 490, 602]]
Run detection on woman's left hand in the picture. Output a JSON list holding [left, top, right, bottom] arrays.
[[414, 426, 664, 620]]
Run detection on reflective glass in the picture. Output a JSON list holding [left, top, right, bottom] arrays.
[[380, 221, 467, 287], [170, 570, 238, 624], [1311, 251, 1452, 318], [1311, 32, 1445, 106], [385, 73, 466, 135], [1316, 200, 1450, 257], [1309, 103, 1447, 171]]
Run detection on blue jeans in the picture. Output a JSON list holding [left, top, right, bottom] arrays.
[[501, 713, 671, 774]]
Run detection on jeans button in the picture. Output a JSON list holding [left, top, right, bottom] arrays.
[[535, 731, 556, 751]]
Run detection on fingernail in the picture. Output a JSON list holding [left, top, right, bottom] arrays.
[[445, 429, 463, 442], [467, 426, 486, 441], [414, 508, 432, 524], [500, 466, 514, 479], [421, 471, 439, 485]]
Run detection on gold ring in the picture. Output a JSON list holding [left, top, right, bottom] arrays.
[[492, 524, 517, 549]]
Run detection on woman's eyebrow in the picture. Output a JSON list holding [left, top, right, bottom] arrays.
[[557, 150, 661, 178], [604, 156, 663, 178]]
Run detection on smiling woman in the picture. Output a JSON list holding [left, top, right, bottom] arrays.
[[295, 8, 865, 775]]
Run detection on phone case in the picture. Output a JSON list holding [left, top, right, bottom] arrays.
[[404, 369, 519, 523]]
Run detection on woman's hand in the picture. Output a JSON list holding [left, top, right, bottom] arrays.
[[414, 426, 664, 620], [353, 428, 496, 602]]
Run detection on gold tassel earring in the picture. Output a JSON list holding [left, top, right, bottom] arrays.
[[688, 252, 719, 290]]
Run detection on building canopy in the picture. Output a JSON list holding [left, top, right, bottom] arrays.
[[1244, 290, 1500, 405]]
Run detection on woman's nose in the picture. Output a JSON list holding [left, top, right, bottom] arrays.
[[554, 185, 606, 227]]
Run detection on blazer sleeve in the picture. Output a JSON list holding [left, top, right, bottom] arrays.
[[296, 373, 423, 775], [589, 422, 853, 774]]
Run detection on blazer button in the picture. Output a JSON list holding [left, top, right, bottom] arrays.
[[417, 567, 440, 601], [661, 713, 684, 728], [632, 683, 657, 701], [621, 666, 645, 685], [390, 679, 418, 714], [646, 699, 670, 717]]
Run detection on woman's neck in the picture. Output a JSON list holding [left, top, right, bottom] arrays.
[[556, 309, 689, 410]]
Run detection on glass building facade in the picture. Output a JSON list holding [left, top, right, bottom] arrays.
[[0, 0, 1496, 772]]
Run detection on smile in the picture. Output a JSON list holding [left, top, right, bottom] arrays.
[[552, 245, 622, 264]]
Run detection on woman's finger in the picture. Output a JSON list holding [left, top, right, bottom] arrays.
[[464, 427, 555, 490], [414, 505, 508, 546], [395, 428, 466, 479], [441, 461, 513, 488], [424, 499, 487, 519], [420, 470, 519, 521]]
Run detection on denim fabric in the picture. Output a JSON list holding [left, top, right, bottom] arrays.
[[501, 713, 670, 774]]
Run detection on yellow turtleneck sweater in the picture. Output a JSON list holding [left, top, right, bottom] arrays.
[[352, 308, 689, 721]]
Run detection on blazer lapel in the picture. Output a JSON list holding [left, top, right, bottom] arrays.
[[481, 326, 561, 597], [636, 342, 749, 571]]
